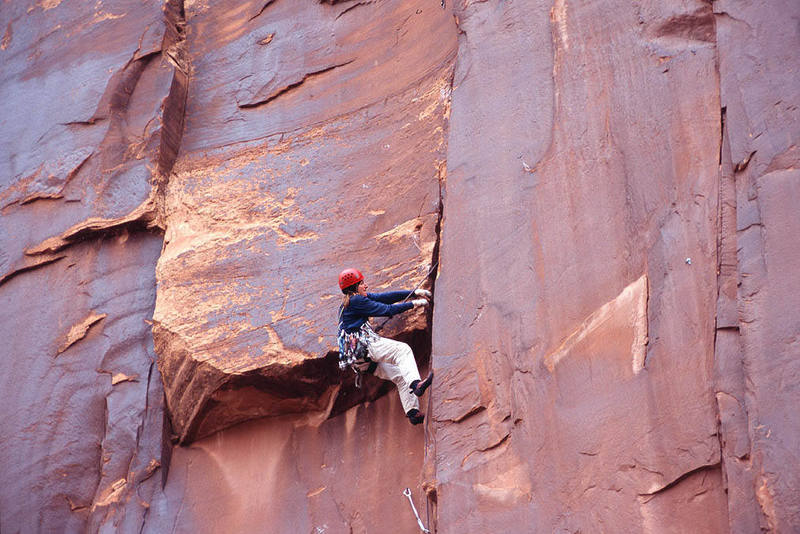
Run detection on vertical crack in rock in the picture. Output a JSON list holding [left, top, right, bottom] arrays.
[[421, 67, 453, 533], [124, 360, 159, 533], [89, 394, 113, 515], [418, 135, 448, 525], [718, 107, 725, 166], [429, 74, 450, 302], [714, 94, 762, 532], [79, 1, 187, 529], [20, 0, 188, 260], [155, 0, 189, 202]]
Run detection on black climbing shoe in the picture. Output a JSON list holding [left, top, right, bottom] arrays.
[[410, 371, 434, 397], [406, 409, 424, 425]]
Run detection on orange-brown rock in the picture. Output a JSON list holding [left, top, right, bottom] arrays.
[[715, 0, 800, 530], [1, 0, 799, 533], [429, 0, 726, 531], [1, 0, 186, 530], [152, 0, 453, 443]]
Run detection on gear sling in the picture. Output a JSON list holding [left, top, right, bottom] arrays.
[[337, 305, 377, 387]]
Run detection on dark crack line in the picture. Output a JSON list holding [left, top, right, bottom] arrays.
[[719, 106, 726, 165], [127, 361, 156, 504], [0, 255, 66, 289], [238, 60, 355, 109], [248, 0, 277, 22], [61, 118, 107, 127], [88, 394, 112, 515], [639, 461, 721, 498], [439, 404, 485, 424], [336, 1, 374, 20]]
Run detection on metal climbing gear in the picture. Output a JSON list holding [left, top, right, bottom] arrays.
[[403, 488, 430, 533], [338, 306, 378, 387]]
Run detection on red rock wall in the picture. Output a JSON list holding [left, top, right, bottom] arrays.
[[152, 0, 454, 444], [1, 0, 798, 533], [715, 0, 800, 530], [432, 0, 725, 530], [1, 0, 184, 530]]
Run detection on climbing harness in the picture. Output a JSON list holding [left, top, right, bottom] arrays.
[[403, 488, 431, 533], [336, 320, 371, 369], [337, 304, 374, 368], [338, 261, 437, 387], [338, 304, 380, 387]]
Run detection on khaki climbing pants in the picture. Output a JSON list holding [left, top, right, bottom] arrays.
[[367, 335, 421, 414]]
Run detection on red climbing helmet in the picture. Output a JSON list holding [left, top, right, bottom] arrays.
[[338, 268, 364, 291]]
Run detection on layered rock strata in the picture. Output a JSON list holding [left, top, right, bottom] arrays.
[[0, 0, 798, 533], [0, 0, 185, 530], [152, 0, 455, 443]]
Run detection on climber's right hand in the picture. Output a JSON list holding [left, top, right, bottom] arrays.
[[412, 299, 429, 308]]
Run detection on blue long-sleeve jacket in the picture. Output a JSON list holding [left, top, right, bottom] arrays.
[[338, 290, 414, 333]]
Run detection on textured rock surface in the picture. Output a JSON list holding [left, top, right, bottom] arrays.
[[1, 0, 798, 532], [430, 1, 725, 530], [0, 0, 187, 274], [142, 393, 427, 533], [0, 0, 182, 531], [152, 0, 453, 443], [0, 233, 165, 532], [715, 0, 800, 530]]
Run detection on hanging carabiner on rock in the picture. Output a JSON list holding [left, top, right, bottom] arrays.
[[403, 487, 431, 533]]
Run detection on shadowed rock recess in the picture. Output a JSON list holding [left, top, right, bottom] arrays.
[[0, 0, 798, 532]]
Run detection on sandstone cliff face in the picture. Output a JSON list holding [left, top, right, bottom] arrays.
[[152, 0, 453, 444], [1, 0, 798, 533]]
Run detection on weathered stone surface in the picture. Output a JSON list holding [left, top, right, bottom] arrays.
[[153, 0, 454, 442], [430, 0, 724, 531], [0, 233, 164, 532], [1, 0, 798, 532], [142, 392, 427, 534], [0, 0, 187, 277], [715, 0, 800, 531], [0, 1, 183, 531]]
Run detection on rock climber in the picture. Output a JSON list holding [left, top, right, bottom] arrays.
[[337, 268, 434, 425]]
